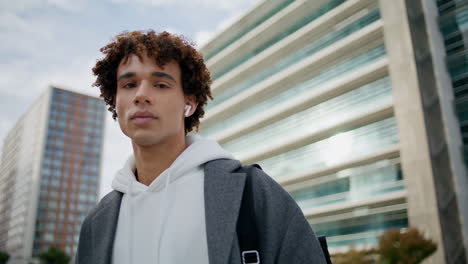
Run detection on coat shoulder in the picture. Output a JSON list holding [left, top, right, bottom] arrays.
[[84, 190, 123, 223], [240, 164, 299, 212], [206, 159, 298, 212]]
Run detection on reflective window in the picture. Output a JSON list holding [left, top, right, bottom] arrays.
[[205, 0, 295, 61], [222, 77, 392, 156], [313, 209, 408, 248], [44, 232, 54, 242], [211, 0, 352, 80], [291, 159, 403, 209], [209, 7, 380, 108], [259, 117, 399, 179], [203, 45, 387, 137]]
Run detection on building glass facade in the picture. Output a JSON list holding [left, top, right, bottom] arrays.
[[33, 88, 105, 257], [200, 0, 407, 253]]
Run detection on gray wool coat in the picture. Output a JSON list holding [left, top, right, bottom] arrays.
[[76, 159, 327, 264]]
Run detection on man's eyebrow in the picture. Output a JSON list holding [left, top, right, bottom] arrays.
[[152, 72, 177, 83], [117, 71, 177, 83], [117, 72, 135, 81]]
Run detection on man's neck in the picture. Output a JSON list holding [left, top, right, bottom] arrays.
[[132, 135, 187, 186]]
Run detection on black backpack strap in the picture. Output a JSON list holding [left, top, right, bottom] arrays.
[[237, 164, 261, 264], [318, 236, 332, 264], [236, 164, 333, 264]]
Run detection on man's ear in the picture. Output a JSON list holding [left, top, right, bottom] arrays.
[[185, 96, 198, 117], [113, 96, 118, 118]]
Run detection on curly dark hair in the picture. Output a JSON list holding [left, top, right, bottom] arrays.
[[92, 30, 212, 133]]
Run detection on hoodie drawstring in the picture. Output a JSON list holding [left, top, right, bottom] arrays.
[[127, 183, 134, 264], [156, 169, 172, 263]]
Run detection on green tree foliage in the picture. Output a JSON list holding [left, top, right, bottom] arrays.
[[378, 228, 437, 264], [331, 227, 437, 264], [38, 247, 70, 264], [0, 251, 9, 264], [332, 248, 376, 264]]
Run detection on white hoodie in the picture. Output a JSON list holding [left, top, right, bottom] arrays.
[[111, 134, 234, 264]]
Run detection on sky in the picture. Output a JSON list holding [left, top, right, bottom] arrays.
[[0, 0, 262, 198]]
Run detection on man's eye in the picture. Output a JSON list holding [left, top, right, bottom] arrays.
[[155, 83, 169, 89], [123, 82, 135, 88]]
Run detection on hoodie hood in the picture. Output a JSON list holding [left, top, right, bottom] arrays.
[[111, 133, 234, 194], [111, 134, 234, 264]]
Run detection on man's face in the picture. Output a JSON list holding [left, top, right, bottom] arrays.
[[115, 54, 191, 146]]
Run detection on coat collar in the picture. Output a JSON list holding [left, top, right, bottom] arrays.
[[204, 159, 246, 264]]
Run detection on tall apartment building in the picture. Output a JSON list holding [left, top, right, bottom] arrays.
[[0, 86, 105, 263], [199, 0, 468, 263]]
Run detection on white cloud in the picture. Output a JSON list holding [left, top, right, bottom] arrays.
[[0, 12, 51, 37], [0, 12, 55, 58], [0, 12, 100, 96], [1, 0, 89, 12], [194, 30, 215, 47], [46, 0, 89, 12], [47, 57, 100, 97], [0, 55, 98, 98], [107, 0, 254, 10], [0, 0, 44, 12]]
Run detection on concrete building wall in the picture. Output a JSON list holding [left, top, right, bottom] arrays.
[[22, 89, 51, 261], [0, 89, 50, 263], [379, 0, 467, 262], [423, 0, 468, 259]]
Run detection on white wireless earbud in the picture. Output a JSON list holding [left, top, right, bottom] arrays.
[[184, 105, 192, 117]]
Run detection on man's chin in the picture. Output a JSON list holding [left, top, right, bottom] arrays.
[[131, 136, 162, 147], [128, 131, 183, 148]]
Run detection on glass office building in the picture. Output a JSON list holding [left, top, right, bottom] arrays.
[[0, 87, 105, 263], [200, 0, 468, 263]]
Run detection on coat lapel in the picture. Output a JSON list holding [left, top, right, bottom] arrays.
[[204, 159, 246, 264], [91, 191, 123, 264]]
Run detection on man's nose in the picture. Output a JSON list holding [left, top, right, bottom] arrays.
[[133, 82, 152, 105]]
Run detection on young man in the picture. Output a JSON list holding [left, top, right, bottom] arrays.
[[76, 30, 327, 264]]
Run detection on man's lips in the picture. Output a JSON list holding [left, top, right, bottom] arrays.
[[131, 110, 156, 119], [130, 110, 157, 124]]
